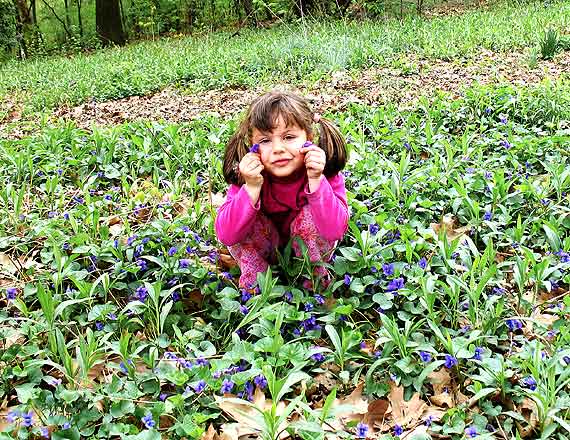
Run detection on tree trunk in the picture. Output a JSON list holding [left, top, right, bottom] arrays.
[[294, 0, 314, 18], [63, 0, 71, 29], [95, 0, 125, 45], [76, 0, 83, 37]]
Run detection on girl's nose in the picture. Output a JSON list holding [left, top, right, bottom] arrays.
[[272, 141, 286, 153]]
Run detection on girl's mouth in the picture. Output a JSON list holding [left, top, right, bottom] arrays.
[[272, 159, 290, 166]]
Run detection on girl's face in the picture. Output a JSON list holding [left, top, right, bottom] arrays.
[[251, 115, 311, 178]]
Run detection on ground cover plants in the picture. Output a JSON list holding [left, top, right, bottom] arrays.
[[1, 76, 570, 439], [1, 0, 569, 122]]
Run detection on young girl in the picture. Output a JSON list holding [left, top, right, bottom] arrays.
[[215, 90, 349, 290]]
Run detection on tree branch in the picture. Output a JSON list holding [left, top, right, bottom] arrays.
[[40, 0, 72, 38]]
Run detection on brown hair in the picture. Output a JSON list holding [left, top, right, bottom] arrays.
[[222, 90, 347, 185]]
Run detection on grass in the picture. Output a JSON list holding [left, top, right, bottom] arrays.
[[1, 0, 569, 118], [1, 78, 570, 438]]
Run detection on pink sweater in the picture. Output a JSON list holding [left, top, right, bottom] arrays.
[[215, 169, 349, 247]]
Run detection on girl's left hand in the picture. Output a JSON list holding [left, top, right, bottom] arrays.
[[299, 143, 326, 180]]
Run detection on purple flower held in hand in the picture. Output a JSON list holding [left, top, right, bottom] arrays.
[[250, 143, 260, 153], [141, 412, 155, 429], [394, 424, 403, 436], [220, 379, 235, 394], [356, 422, 369, 438], [444, 354, 458, 369], [419, 351, 432, 362]]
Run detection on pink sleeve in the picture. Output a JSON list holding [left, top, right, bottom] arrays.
[[305, 173, 349, 241], [215, 184, 260, 246]]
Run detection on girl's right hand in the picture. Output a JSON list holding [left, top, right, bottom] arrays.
[[239, 152, 264, 189]]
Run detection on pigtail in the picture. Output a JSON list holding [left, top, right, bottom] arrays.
[[316, 117, 347, 177], [222, 118, 251, 185]]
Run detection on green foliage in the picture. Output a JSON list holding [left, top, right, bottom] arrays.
[[0, 0, 16, 57]]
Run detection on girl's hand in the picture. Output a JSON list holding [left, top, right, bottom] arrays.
[[239, 152, 264, 187], [299, 143, 326, 181]]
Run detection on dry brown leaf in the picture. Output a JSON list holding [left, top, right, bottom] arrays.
[[516, 398, 539, 438], [388, 382, 428, 427], [216, 388, 288, 438], [430, 214, 471, 242], [361, 399, 390, 428], [201, 424, 218, 440], [428, 369, 452, 395], [0, 253, 18, 275]]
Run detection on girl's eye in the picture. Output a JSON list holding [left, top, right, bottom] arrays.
[[285, 135, 295, 140], [259, 139, 269, 144]]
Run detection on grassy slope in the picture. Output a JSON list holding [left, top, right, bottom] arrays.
[[1, 0, 569, 116]]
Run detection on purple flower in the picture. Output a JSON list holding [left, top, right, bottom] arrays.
[[168, 246, 178, 257], [465, 426, 477, 438], [369, 223, 380, 235], [304, 302, 314, 312], [344, 274, 352, 286], [394, 424, 403, 436], [419, 351, 432, 362], [418, 257, 428, 269], [386, 277, 404, 292], [506, 318, 523, 332], [127, 235, 138, 246], [193, 380, 207, 393], [473, 347, 484, 361], [141, 412, 155, 429], [254, 374, 267, 389], [6, 287, 17, 300], [283, 291, 293, 302], [135, 286, 148, 302], [499, 115, 508, 124], [444, 354, 458, 369], [21, 411, 33, 427], [424, 415, 433, 426], [250, 143, 260, 153], [382, 263, 395, 276], [314, 294, 325, 305], [40, 426, 49, 438], [95, 321, 104, 331], [179, 259, 191, 269], [521, 376, 537, 391], [483, 211, 492, 221], [356, 422, 369, 438], [311, 352, 325, 362], [136, 259, 148, 271], [220, 379, 235, 394], [62, 421, 71, 429], [172, 292, 181, 302], [239, 304, 249, 315], [7, 410, 19, 423]]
